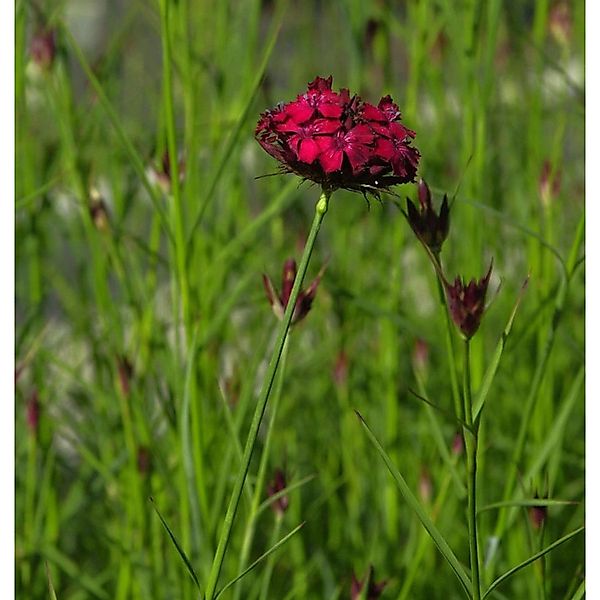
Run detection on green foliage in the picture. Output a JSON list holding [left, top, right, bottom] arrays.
[[16, 0, 584, 598]]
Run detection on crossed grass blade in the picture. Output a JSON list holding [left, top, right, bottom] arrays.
[[355, 410, 472, 597]]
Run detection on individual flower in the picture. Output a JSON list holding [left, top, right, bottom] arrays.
[[255, 76, 420, 196], [350, 566, 387, 600], [444, 262, 493, 339], [539, 160, 561, 208], [405, 179, 449, 255], [262, 258, 324, 325], [30, 28, 56, 70], [267, 469, 289, 517]]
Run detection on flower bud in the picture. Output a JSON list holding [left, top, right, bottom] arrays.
[[137, 446, 152, 476], [444, 261, 493, 339], [350, 566, 387, 600], [529, 492, 548, 530], [539, 160, 561, 208], [89, 190, 109, 232], [411, 338, 429, 377], [451, 432, 464, 456], [30, 29, 56, 71], [406, 179, 450, 255], [117, 356, 133, 398], [549, 2, 572, 48], [267, 469, 289, 517], [26, 389, 41, 434], [262, 259, 324, 325], [333, 351, 349, 387]]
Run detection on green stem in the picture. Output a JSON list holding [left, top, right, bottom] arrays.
[[159, 0, 190, 338], [434, 256, 463, 422], [463, 339, 481, 600], [204, 189, 331, 600], [233, 338, 289, 600]]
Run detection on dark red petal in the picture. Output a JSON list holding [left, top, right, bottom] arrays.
[[361, 103, 387, 122], [307, 75, 333, 92], [345, 145, 371, 173], [375, 138, 395, 160], [318, 146, 344, 173], [313, 118, 341, 135], [298, 138, 320, 163], [318, 102, 344, 118], [347, 124, 374, 145], [285, 100, 314, 124]]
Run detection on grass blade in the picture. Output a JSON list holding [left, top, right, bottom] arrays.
[[150, 497, 202, 592], [45, 561, 58, 600], [355, 410, 471, 597], [570, 579, 585, 600], [478, 499, 578, 514], [473, 276, 529, 421], [214, 521, 306, 599], [483, 526, 584, 599]]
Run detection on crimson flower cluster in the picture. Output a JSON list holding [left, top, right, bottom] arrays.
[[255, 76, 420, 195]]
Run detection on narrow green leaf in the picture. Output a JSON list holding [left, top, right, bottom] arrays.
[[150, 497, 202, 591], [45, 561, 58, 600], [181, 327, 205, 556], [483, 526, 584, 599], [255, 474, 316, 517], [355, 410, 471, 597], [570, 579, 585, 600], [214, 521, 305, 599], [188, 0, 288, 240], [473, 276, 529, 420], [478, 499, 578, 514], [408, 387, 475, 434]]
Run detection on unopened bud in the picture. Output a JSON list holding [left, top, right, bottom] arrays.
[[267, 469, 289, 517], [26, 390, 41, 434], [30, 29, 56, 70]]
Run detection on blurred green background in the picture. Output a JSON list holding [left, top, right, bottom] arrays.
[[16, 1, 584, 598]]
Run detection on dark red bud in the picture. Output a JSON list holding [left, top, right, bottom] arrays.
[[26, 390, 40, 434], [267, 469, 289, 516], [117, 356, 133, 397], [350, 566, 387, 600], [137, 446, 151, 475], [333, 351, 349, 387], [30, 29, 56, 70]]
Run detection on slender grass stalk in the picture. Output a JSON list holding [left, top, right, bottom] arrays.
[[259, 514, 283, 600], [233, 339, 289, 600], [203, 189, 331, 600], [463, 338, 481, 600], [159, 0, 190, 338]]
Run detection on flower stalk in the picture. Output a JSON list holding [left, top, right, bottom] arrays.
[[463, 338, 481, 600], [203, 189, 330, 600]]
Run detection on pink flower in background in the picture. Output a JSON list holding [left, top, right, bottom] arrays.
[[255, 76, 420, 196]]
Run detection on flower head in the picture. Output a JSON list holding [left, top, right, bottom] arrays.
[[262, 258, 324, 325], [255, 76, 420, 196], [267, 469, 289, 517], [350, 566, 387, 600], [30, 28, 56, 70], [444, 261, 493, 339], [405, 179, 449, 254]]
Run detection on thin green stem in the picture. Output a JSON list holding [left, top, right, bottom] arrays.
[[463, 338, 481, 600], [433, 255, 463, 421], [233, 338, 289, 600], [159, 0, 190, 338], [203, 189, 331, 600]]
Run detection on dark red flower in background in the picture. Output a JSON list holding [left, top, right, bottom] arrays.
[[255, 76, 420, 196], [267, 469, 289, 517], [445, 262, 493, 339], [263, 258, 325, 325], [350, 566, 387, 600]]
